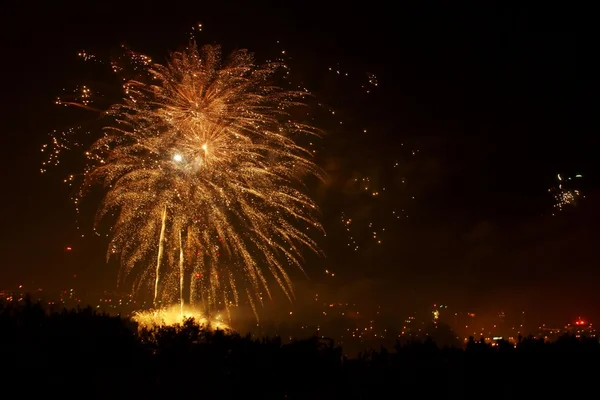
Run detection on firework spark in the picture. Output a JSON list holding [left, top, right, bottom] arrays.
[[51, 43, 324, 320]]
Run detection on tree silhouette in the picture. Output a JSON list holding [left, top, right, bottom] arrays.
[[1, 299, 598, 398], [422, 322, 461, 348]]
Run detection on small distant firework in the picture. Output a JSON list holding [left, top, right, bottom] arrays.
[[549, 173, 584, 213], [44, 41, 324, 321]]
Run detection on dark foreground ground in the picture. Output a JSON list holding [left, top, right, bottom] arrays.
[[1, 301, 598, 399]]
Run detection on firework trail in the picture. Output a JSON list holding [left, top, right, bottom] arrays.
[[48, 42, 324, 320]]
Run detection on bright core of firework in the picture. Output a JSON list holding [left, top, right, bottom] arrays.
[[73, 43, 323, 320]]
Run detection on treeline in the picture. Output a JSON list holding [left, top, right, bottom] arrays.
[[1, 300, 598, 399]]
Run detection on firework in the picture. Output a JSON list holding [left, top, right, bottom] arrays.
[[133, 305, 232, 332], [549, 173, 584, 213], [51, 43, 324, 320]]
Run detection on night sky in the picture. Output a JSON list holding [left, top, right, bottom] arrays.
[[2, 3, 595, 326]]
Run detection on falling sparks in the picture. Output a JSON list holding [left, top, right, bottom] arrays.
[[321, 59, 418, 258], [327, 65, 379, 95], [45, 42, 324, 318], [339, 155, 415, 254], [78, 50, 98, 62], [40, 127, 85, 173], [55, 85, 98, 109], [364, 72, 378, 93], [189, 23, 204, 41]]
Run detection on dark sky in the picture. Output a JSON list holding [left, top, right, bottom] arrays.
[[1, 2, 595, 326]]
